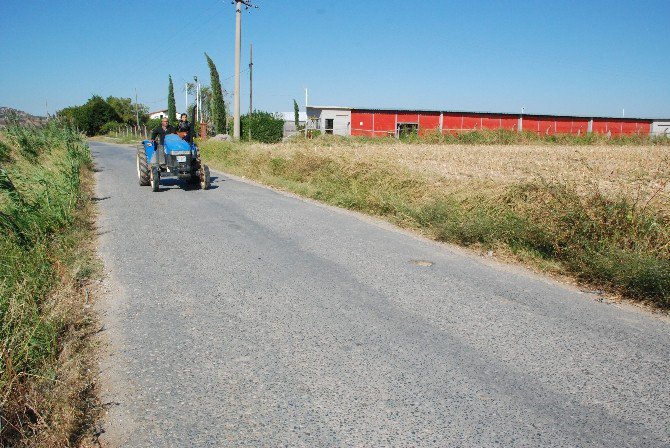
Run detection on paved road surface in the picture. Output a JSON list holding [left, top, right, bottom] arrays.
[[92, 141, 670, 447]]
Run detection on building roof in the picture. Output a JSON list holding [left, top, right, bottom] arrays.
[[306, 106, 353, 111]]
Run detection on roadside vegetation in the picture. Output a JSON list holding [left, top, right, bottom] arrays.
[[404, 128, 670, 146], [0, 121, 98, 446], [201, 135, 670, 308], [59, 95, 149, 137]]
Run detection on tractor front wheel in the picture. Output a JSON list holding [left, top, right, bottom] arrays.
[[200, 165, 211, 190], [137, 146, 150, 186], [150, 166, 160, 192]]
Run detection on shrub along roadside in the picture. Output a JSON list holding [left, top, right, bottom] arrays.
[[0, 121, 99, 446], [201, 140, 669, 307], [241, 111, 284, 143]]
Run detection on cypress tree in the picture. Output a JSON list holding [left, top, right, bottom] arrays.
[[293, 99, 300, 130], [205, 53, 227, 135], [167, 75, 177, 127], [190, 103, 198, 137]]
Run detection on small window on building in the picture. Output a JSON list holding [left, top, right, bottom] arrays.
[[325, 119, 334, 135]]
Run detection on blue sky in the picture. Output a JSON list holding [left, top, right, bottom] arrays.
[[2, 0, 669, 118]]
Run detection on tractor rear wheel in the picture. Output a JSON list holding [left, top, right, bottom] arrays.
[[200, 165, 211, 190], [137, 146, 150, 186], [151, 166, 160, 192]]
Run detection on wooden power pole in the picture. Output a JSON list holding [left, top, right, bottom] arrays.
[[233, 0, 257, 140], [249, 43, 253, 115]]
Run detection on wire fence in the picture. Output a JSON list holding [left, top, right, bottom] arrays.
[[106, 125, 150, 140]]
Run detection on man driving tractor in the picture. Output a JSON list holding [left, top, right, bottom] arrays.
[[151, 117, 176, 146]]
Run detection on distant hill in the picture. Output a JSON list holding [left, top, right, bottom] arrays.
[[0, 107, 47, 127]]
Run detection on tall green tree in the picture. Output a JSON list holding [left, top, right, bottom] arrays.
[[293, 99, 300, 130], [105, 96, 148, 125], [167, 75, 177, 127], [58, 95, 121, 136], [190, 103, 198, 137], [205, 53, 226, 135]]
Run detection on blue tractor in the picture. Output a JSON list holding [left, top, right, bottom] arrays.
[[136, 134, 211, 192]]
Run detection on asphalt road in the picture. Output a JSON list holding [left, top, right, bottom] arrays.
[[92, 141, 670, 447]]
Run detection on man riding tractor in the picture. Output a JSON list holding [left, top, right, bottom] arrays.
[[137, 115, 210, 191], [151, 117, 175, 147], [177, 113, 192, 143]]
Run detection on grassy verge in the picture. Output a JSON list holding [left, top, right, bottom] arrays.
[[0, 122, 99, 446], [202, 136, 670, 308], [382, 128, 670, 146]]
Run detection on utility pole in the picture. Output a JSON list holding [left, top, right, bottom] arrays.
[[233, 0, 257, 140], [249, 43, 253, 115], [185, 83, 188, 115], [233, 0, 242, 139]]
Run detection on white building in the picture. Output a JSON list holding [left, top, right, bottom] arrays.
[[652, 120, 670, 137], [149, 110, 181, 120], [305, 106, 351, 136]]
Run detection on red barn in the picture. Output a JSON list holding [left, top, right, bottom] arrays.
[[306, 106, 660, 138]]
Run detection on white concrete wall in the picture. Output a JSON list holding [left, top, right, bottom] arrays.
[[652, 121, 670, 137], [149, 111, 181, 120], [306, 107, 351, 136]]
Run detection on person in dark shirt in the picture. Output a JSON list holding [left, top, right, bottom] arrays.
[[177, 113, 192, 143], [150, 117, 176, 145]]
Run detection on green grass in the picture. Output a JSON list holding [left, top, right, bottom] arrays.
[[202, 139, 670, 308], [0, 121, 98, 446], [402, 128, 670, 146], [292, 129, 670, 146]]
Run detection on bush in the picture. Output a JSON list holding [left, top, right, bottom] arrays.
[[145, 117, 162, 133], [57, 95, 121, 136], [99, 121, 122, 135], [241, 111, 284, 143]]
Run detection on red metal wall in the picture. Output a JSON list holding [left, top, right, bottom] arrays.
[[351, 111, 373, 137], [418, 113, 440, 135], [592, 119, 651, 136], [440, 113, 518, 132], [523, 116, 590, 135], [350, 110, 651, 137], [374, 112, 396, 136]]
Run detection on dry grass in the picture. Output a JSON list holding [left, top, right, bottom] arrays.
[[246, 139, 670, 211]]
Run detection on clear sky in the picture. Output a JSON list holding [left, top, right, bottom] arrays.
[[2, 0, 669, 118]]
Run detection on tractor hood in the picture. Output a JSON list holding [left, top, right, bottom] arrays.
[[164, 134, 192, 153]]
